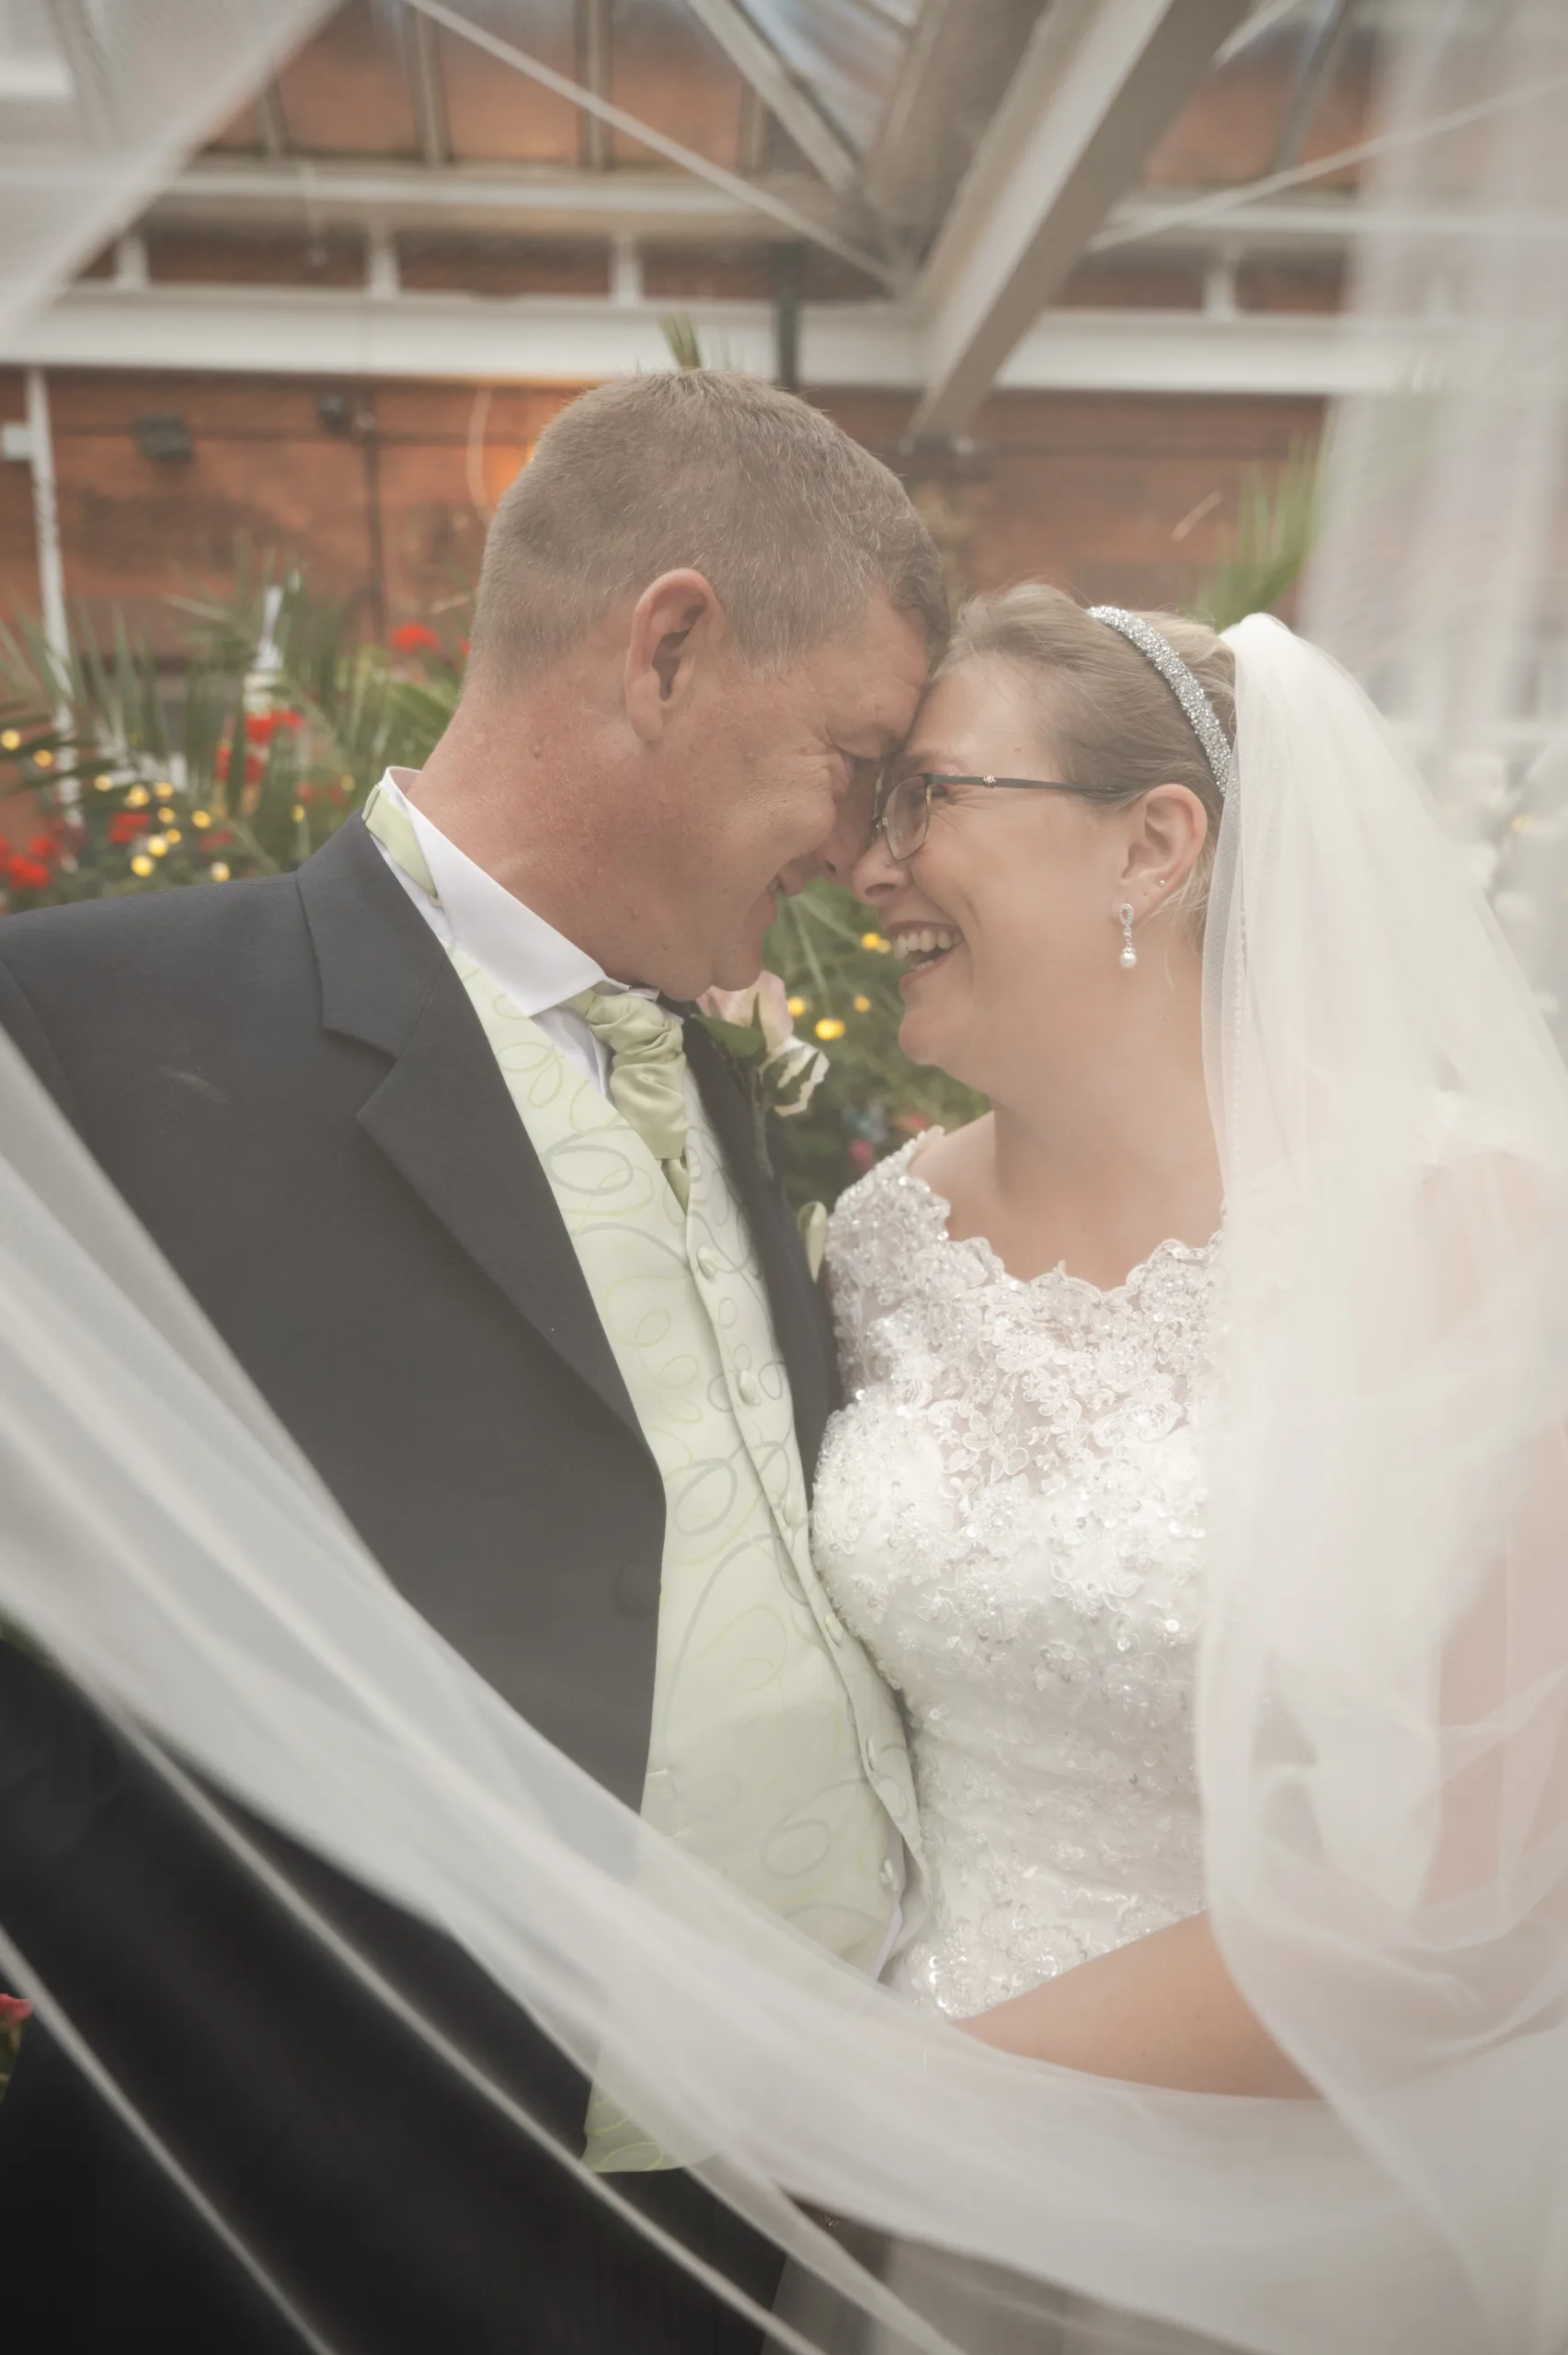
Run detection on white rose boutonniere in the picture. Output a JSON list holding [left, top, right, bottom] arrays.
[[693, 971, 830, 1130], [694, 975, 831, 1274]]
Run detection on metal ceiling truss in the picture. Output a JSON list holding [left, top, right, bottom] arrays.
[[680, 0, 859, 192], [31, 0, 1413, 429], [146, 157, 848, 247], [402, 0, 896, 282], [404, 1, 452, 167], [909, 0, 1254, 438], [13, 271, 1421, 397]]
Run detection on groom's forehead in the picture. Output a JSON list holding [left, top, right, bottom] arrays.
[[819, 601, 932, 741]]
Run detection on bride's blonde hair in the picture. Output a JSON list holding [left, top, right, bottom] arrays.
[[937, 583, 1235, 928]]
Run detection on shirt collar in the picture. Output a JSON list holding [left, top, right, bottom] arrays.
[[378, 769, 647, 1015]]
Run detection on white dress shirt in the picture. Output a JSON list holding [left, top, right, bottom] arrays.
[[369, 768, 658, 1097]]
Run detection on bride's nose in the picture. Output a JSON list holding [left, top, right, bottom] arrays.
[[852, 829, 908, 903]]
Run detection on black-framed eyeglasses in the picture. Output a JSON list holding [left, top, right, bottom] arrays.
[[874, 771, 1092, 862]]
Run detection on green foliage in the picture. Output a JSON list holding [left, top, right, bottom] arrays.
[[0, 555, 465, 914], [661, 314, 706, 372], [1195, 439, 1322, 630]]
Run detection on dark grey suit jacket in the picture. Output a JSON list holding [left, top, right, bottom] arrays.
[[0, 816, 838, 2354]]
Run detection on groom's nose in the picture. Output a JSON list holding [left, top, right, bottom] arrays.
[[779, 776, 877, 892]]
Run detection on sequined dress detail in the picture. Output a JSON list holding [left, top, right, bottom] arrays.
[[811, 1135, 1217, 2019]]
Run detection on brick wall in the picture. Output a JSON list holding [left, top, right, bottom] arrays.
[[0, 367, 1322, 652]]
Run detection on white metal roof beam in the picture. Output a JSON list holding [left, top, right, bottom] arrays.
[[910, 0, 1252, 438], [404, 2, 452, 167], [9, 276, 1429, 398], [860, 0, 1046, 248], [681, 0, 859, 191], [143, 159, 850, 246]]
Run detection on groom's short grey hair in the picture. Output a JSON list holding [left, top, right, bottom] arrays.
[[467, 372, 947, 682]]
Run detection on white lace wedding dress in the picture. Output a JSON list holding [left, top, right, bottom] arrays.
[[814, 1133, 1217, 2020], [807, 1132, 1221, 2353]]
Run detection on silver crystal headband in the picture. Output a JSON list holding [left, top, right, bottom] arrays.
[[1087, 605, 1233, 798]]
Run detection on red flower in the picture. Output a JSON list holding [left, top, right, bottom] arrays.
[[109, 810, 150, 844], [847, 1139, 876, 1174], [389, 622, 441, 655], [245, 712, 273, 744], [0, 1992, 30, 2029], [27, 833, 56, 860], [274, 709, 303, 731], [209, 828, 234, 848], [296, 784, 315, 807], [6, 856, 51, 890]]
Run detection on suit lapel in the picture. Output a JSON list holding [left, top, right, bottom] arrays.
[[296, 821, 644, 1450], [682, 1019, 839, 1490]]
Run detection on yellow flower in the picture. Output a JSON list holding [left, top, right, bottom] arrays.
[[147, 836, 168, 858], [190, 809, 211, 829], [814, 1017, 846, 1042], [164, 827, 181, 844], [126, 784, 150, 808], [94, 772, 114, 791], [154, 779, 174, 800], [860, 931, 891, 953], [786, 994, 807, 1017], [0, 729, 18, 752], [209, 861, 231, 882], [130, 854, 155, 878], [292, 804, 306, 824], [853, 994, 871, 1013], [32, 748, 54, 770], [338, 772, 354, 792]]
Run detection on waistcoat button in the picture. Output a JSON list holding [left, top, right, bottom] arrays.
[[737, 1371, 761, 1407], [878, 1857, 899, 1890], [695, 1246, 719, 1281], [824, 1611, 844, 1645]]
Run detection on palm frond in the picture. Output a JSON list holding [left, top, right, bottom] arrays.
[[661, 315, 706, 371], [1195, 440, 1322, 631]]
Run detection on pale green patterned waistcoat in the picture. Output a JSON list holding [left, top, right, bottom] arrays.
[[448, 950, 919, 2167]]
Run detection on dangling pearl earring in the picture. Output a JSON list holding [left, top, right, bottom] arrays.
[[1117, 903, 1138, 970]]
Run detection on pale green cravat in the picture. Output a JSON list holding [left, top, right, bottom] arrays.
[[566, 988, 690, 1211], [362, 784, 691, 1210]]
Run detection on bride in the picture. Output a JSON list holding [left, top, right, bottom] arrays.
[[814, 588, 1309, 2100]]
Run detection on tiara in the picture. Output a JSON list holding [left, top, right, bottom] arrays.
[[1087, 605, 1233, 798]]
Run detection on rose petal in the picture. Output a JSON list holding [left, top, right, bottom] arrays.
[[754, 970, 795, 1053]]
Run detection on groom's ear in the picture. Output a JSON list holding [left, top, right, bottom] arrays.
[[624, 569, 725, 742]]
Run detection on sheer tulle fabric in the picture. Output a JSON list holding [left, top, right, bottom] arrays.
[[3, 1, 1568, 2348], [0, 1, 335, 347]]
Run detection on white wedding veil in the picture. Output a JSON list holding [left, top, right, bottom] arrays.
[[3, 3, 1568, 2350]]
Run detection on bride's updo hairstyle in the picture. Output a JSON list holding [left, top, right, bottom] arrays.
[[937, 583, 1235, 929]]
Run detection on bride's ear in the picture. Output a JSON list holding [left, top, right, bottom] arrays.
[[1117, 783, 1207, 905]]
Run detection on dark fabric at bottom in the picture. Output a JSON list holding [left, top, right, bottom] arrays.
[[0, 1643, 780, 2355]]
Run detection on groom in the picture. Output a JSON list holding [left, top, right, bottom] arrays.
[[0, 373, 942, 2351]]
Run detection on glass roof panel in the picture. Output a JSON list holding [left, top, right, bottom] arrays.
[[272, 0, 419, 157], [744, 0, 919, 151], [438, 1, 581, 164], [608, 0, 745, 172]]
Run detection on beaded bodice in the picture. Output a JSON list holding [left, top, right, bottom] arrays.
[[812, 1135, 1218, 2020]]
